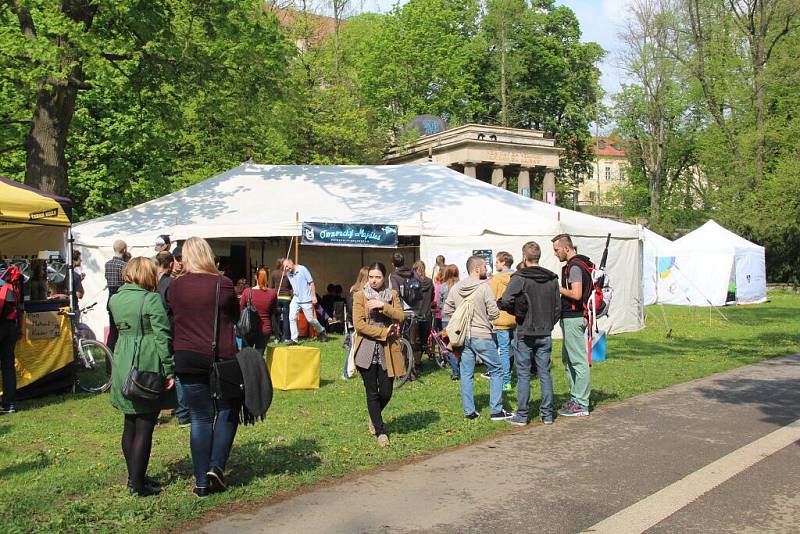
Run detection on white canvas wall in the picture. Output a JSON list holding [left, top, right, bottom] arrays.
[[421, 233, 643, 337]]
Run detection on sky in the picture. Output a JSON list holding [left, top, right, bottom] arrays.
[[361, 0, 631, 98]]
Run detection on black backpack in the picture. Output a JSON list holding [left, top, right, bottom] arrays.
[[400, 275, 422, 306], [236, 288, 262, 340]]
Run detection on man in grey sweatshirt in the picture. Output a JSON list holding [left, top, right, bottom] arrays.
[[444, 256, 510, 420]]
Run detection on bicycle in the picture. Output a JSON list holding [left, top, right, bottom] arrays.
[[424, 324, 450, 369], [394, 317, 416, 388], [59, 302, 114, 393]]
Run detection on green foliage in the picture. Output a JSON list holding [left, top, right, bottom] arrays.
[[2, 0, 605, 222], [613, 0, 800, 281]]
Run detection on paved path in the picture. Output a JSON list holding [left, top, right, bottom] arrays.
[[197, 354, 800, 534]]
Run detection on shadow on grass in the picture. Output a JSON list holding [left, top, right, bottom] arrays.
[[0, 450, 51, 478], [163, 437, 323, 486], [609, 331, 799, 363], [389, 410, 440, 434]]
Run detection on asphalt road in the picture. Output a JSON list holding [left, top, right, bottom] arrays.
[[196, 354, 800, 534]]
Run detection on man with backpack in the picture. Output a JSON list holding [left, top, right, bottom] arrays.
[[552, 233, 592, 417], [388, 252, 423, 369], [499, 241, 560, 425], [444, 256, 510, 421]]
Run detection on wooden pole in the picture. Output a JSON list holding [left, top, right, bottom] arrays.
[[294, 212, 300, 264]]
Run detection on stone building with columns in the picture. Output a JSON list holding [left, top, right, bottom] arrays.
[[383, 124, 563, 203]]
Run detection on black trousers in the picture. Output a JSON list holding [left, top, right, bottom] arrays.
[[121, 411, 159, 489], [358, 363, 393, 436], [0, 319, 17, 407]]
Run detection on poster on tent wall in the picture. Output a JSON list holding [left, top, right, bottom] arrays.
[[301, 222, 398, 248], [656, 254, 730, 306]]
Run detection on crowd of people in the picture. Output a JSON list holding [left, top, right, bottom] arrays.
[[1, 231, 598, 498]]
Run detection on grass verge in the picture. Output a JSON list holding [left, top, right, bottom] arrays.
[[1, 292, 799, 532]]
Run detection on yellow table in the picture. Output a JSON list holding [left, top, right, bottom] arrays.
[[267, 346, 321, 390]]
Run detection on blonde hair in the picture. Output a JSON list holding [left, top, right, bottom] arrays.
[[412, 260, 428, 281], [181, 237, 220, 275], [123, 257, 158, 291], [350, 266, 370, 293]]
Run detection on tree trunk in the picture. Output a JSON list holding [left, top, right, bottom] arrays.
[[24, 77, 80, 196], [500, 24, 508, 127]]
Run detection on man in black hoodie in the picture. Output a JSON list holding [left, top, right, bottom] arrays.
[[499, 241, 560, 425]]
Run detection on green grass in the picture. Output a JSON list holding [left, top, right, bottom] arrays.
[[1, 292, 799, 533]]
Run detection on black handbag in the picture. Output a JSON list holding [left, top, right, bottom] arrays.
[[210, 275, 245, 400], [122, 296, 164, 401], [236, 287, 261, 340]]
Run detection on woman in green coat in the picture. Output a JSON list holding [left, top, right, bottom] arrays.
[[109, 257, 175, 497]]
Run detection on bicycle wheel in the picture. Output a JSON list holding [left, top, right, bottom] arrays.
[[76, 340, 114, 393], [433, 339, 449, 369], [395, 337, 415, 388]]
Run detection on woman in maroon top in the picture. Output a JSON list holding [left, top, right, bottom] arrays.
[[167, 237, 240, 498], [239, 266, 276, 353]]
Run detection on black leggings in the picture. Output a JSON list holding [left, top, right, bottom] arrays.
[[121, 412, 159, 489], [358, 363, 393, 436]]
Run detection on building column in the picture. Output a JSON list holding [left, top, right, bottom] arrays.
[[491, 164, 505, 188], [543, 168, 557, 204], [517, 167, 531, 197], [463, 161, 477, 179]]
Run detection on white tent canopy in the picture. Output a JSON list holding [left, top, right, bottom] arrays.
[[74, 164, 644, 337], [656, 220, 767, 306], [642, 227, 675, 305]]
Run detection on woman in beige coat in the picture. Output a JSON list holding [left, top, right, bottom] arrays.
[[352, 262, 406, 446]]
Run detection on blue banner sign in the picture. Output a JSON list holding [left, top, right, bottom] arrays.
[[302, 222, 398, 248]]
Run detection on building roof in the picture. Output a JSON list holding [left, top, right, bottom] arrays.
[[593, 136, 627, 157], [269, 6, 338, 46]]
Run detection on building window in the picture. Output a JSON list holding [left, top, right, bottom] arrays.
[[589, 191, 596, 202], [605, 166, 612, 181], [619, 168, 626, 182]]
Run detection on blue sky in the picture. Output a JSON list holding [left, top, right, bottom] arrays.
[[362, 0, 628, 97]]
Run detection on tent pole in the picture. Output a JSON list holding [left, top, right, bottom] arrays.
[[294, 212, 300, 264]]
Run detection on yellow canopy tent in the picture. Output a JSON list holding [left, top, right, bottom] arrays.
[[1, 176, 75, 398], [0, 176, 72, 256]]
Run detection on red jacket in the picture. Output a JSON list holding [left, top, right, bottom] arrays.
[[239, 287, 277, 335]]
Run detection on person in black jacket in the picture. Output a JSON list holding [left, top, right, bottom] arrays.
[[499, 241, 560, 426]]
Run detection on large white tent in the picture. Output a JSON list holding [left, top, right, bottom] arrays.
[[656, 220, 767, 306], [642, 227, 674, 305], [74, 164, 644, 338]]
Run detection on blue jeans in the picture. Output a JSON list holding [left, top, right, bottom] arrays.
[[173, 376, 190, 424], [460, 337, 503, 415], [494, 328, 514, 385], [513, 335, 554, 421], [180, 378, 240, 487]]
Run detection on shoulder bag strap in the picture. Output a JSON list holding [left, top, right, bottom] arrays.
[[247, 287, 254, 307], [212, 275, 221, 362]]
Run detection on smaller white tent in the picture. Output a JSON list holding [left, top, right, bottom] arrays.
[[656, 220, 767, 306], [642, 227, 674, 305]]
